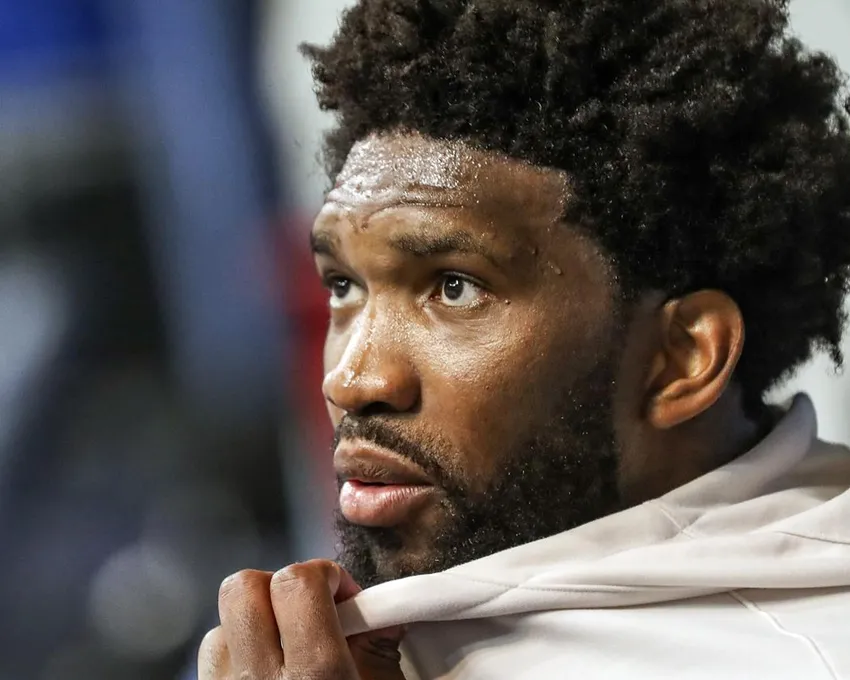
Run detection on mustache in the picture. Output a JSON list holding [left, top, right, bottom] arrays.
[[333, 416, 457, 491]]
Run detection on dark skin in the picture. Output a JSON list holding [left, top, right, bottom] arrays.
[[199, 132, 762, 679]]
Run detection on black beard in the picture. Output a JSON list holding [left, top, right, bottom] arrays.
[[334, 354, 622, 589]]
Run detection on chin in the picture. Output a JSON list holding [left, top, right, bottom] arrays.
[[336, 513, 450, 586]]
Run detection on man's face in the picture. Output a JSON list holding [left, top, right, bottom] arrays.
[[312, 133, 626, 587]]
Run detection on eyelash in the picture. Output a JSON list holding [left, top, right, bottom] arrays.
[[433, 271, 487, 298], [321, 273, 345, 290], [319, 272, 488, 299]]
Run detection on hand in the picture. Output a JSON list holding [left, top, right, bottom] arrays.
[[198, 559, 406, 680]]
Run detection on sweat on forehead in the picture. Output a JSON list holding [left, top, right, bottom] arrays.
[[335, 132, 570, 206]]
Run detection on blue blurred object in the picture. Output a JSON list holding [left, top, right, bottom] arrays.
[[0, 1, 291, 678], [0, 0, 107, 84], [102, 0, 287, 426]]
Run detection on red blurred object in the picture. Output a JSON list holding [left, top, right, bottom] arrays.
[[275, 217, 335, 499]]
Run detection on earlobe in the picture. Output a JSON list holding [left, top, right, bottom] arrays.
[[646, 290, 745, 430]]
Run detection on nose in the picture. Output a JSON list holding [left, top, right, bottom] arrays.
[[323, 310, 420, 416]]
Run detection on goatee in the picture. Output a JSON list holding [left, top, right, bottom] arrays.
[[334, 355, 622, 588]]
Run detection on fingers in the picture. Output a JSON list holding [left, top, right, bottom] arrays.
[[327, 568, 406, 673], [332, 564, 363, 603], [347, 629, 406, 677], [200, 561, 403, 680], [198, 626, 230, 680], [218, 569, 283, 678], [270, 560, 359, 678]]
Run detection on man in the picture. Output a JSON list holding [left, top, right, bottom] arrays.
[[199, 0, 850, 678]]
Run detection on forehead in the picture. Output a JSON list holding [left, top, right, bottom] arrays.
[[336, 133, 471, 191], [329, 132, 569, 221], [315, 132, 619, 340]]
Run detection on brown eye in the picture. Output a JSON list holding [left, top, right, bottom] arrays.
[[326, 276, 365, 309], [439, 274, 482, 307], [330, 278, 351, 298], [443, 276, 465, 301]]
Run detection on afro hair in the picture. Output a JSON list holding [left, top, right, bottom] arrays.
[[302, 0, 850, 406]]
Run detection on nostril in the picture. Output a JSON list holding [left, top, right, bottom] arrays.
[[359, 401, 399, 418]]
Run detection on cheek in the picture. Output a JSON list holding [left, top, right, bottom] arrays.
[[420, 301, 582, 402], [416, 314, 561, 476], [415, 289, 613, 476]]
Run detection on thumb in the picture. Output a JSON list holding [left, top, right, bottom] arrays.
[[331, 568, 407, 678], [332, 565, 364, 604], [347, 626, 407, 678]]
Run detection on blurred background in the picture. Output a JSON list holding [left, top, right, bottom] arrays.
[[0, 0, 847, 678]]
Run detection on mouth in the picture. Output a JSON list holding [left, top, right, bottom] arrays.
[[335, 443, 438, 527]]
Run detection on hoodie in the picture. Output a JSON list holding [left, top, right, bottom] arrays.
[[337, 394, 850, 679]]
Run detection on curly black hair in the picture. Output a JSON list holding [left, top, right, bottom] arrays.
[[301, 0, 850, 406]]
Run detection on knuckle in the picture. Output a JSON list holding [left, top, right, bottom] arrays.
[[197, 626, 228, 672], [198, 626, 223, 656], [219, 569, 270, 600], [270, 568, 305, 597], [271, 560, 327, 592]]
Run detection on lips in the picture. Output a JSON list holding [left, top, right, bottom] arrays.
[[335, 443, 437, 527]]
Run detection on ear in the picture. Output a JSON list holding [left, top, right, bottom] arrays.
[[645, 290, 744, 430]]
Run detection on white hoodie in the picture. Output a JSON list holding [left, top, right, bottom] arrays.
[[337, 394, 850, 679]]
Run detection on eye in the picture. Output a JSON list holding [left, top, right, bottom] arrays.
[[438, 274, 484, 307], [325, 276, 366, 309]]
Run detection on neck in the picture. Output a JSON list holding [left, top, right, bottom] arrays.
[[622, 385, 769, 506], [696, 387, 768, 465]]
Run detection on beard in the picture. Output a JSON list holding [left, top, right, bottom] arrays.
[[334, 348, 623, 589]]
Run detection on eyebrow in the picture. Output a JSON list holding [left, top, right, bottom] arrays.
[[310, 230, 341, 258], [389, 231, 499, 264], [311, 227, 505, 270]]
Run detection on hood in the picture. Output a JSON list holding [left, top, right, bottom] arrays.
[[338, 394, 850, 637]]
